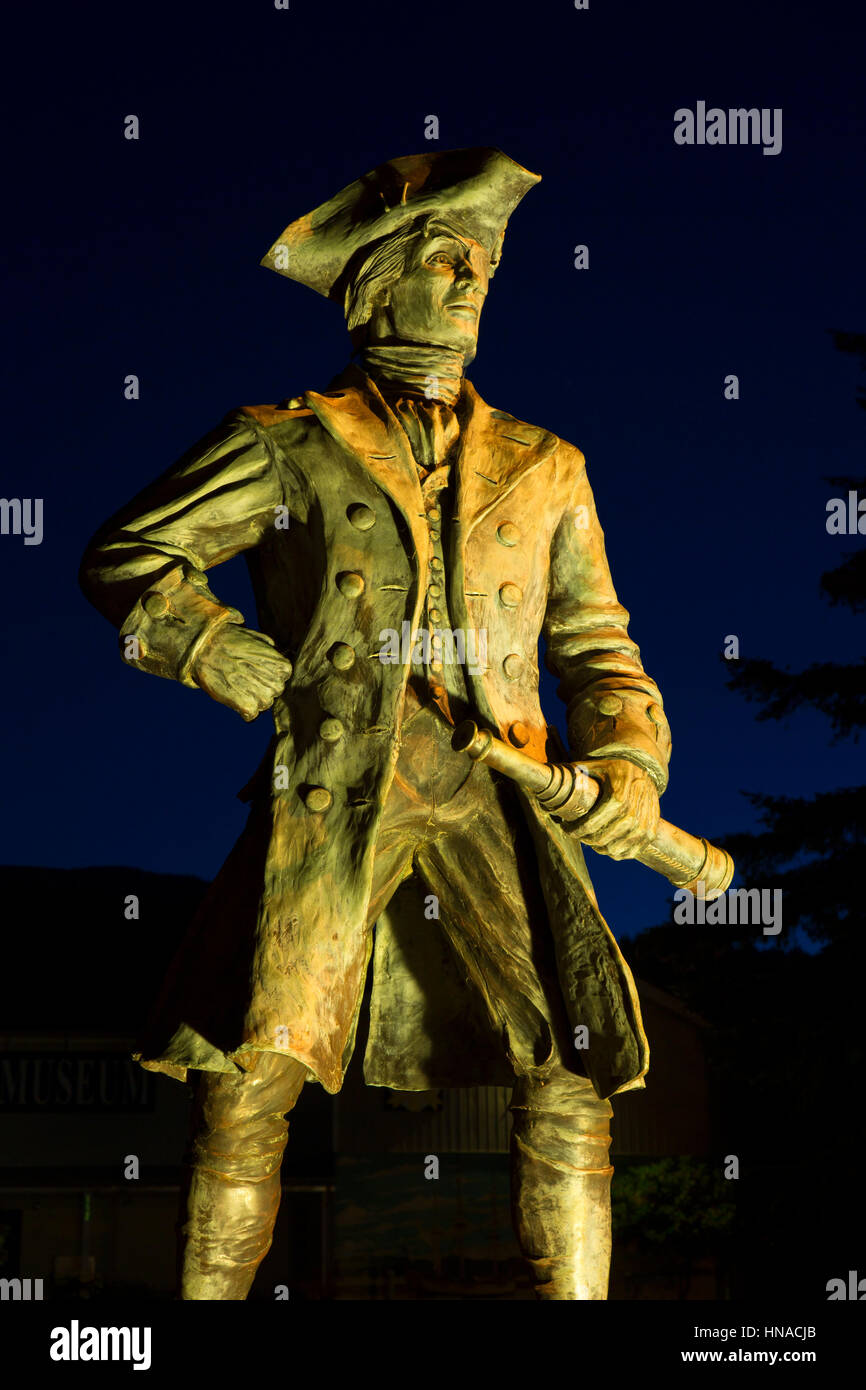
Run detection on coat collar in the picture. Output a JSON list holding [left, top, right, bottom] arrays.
[[304, 363, 558, 540]]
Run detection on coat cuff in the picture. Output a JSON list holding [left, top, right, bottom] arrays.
[[118, 563, 244, 687], [566, 685, 672, 793]]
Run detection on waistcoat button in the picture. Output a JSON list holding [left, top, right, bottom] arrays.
[[503, 653, 522, 681], [304, 787, 332, 812], [329, 643, 355, 670], [499, 582, 523, 608], [347, 504, 376, 530], [337, 572, 365, 597]]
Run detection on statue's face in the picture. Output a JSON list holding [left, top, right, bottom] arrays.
[[368, 228, 490, 359]]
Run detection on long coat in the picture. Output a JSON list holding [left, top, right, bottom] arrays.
[[79, 364, 672, 1101]]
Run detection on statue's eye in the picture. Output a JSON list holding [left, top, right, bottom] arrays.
[[427, 253, 452, 266]]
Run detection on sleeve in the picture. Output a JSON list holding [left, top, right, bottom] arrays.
[[542, 444, 672, 793], [79, 410, 285, 688]]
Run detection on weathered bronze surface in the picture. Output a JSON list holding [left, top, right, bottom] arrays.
[[80, 147, 726, 1300]]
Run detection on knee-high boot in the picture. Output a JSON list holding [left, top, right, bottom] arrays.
[[177, 1052, 307, 1300], [509, 1070, 614, 1301]]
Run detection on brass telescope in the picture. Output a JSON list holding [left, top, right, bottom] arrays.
[[451, 720, 734, 899]]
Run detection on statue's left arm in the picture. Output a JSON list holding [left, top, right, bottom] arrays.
[[543, 441, 672, 857]]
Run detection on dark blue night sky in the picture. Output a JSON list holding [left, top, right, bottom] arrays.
[[3, 0, 864, 937]]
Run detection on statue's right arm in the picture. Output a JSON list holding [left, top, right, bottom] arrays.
[[79, 411, 294, 718]]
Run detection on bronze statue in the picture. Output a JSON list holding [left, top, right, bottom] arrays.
[[79, 147, 731, 1300]]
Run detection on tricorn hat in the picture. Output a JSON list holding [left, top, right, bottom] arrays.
[[261, 146, 540, 300]]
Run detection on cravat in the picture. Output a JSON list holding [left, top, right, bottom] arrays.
[[392, 397, 459, 477]]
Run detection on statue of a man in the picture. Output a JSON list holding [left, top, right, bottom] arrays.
[[80, 148, 671, 1300]]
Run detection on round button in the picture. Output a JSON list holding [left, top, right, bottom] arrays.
[[503, 653, 522, 681], [337, 571, 365, 597], [508, 722, 531, 748], [143, 592, 169, 619], [428, 584, 441, 598], [428, 608, 442, 623], [647, 701, 664, 722], [347, 503, 376, 531], [319, 718, 344, 743], [330, 643, 355, 670], [427, 506, 441, 521], [304, 787, 332, 813], [429, 529, 440, 541], [430, 660, 444, 673], [597, 694, 624, 716], [430, 556, 443, 570], [499, 582, 523, 608], [497, 522, 520, 547]]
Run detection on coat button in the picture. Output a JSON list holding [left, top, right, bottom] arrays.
[[597, 694, 624, 716], [329, 642, 355, 670], [430, 556, 443, 571], [337, 571, 365, 597], [319, 718, 344, 743], [429, 608, 442, 623], [347, 504, 376, 531], [497, 522, 520, 547], [508, 721, 530, 747], [499, 582, 522, 608], [647, 701, 664, 723], [304, 787, 332, 812], [428, 583, 441, 597], [427, 506, 441, 521], [142, 592, 169, 618], [503, 653, 522, 681]]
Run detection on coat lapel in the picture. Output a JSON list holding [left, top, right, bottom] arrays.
[[303, 365, 429, 562], [454, 380, 559, 536], [304, 366, 558, 558]]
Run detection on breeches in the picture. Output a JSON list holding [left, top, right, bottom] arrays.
[[365, 694, 587, 1077]]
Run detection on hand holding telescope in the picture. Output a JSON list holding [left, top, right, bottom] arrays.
[[451, 720, 733, 899]]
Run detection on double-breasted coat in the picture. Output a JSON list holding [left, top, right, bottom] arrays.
[[79, 363, 672, 1101]]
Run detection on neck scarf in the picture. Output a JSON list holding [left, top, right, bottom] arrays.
[[361, 342, 465, 408]]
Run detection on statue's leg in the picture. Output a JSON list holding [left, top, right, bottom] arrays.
[[414, 763, 617, 1300], [509, 1068, 613, 1300], [174, 718, 429, 1303], [178, 1051, 307, 1300]]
